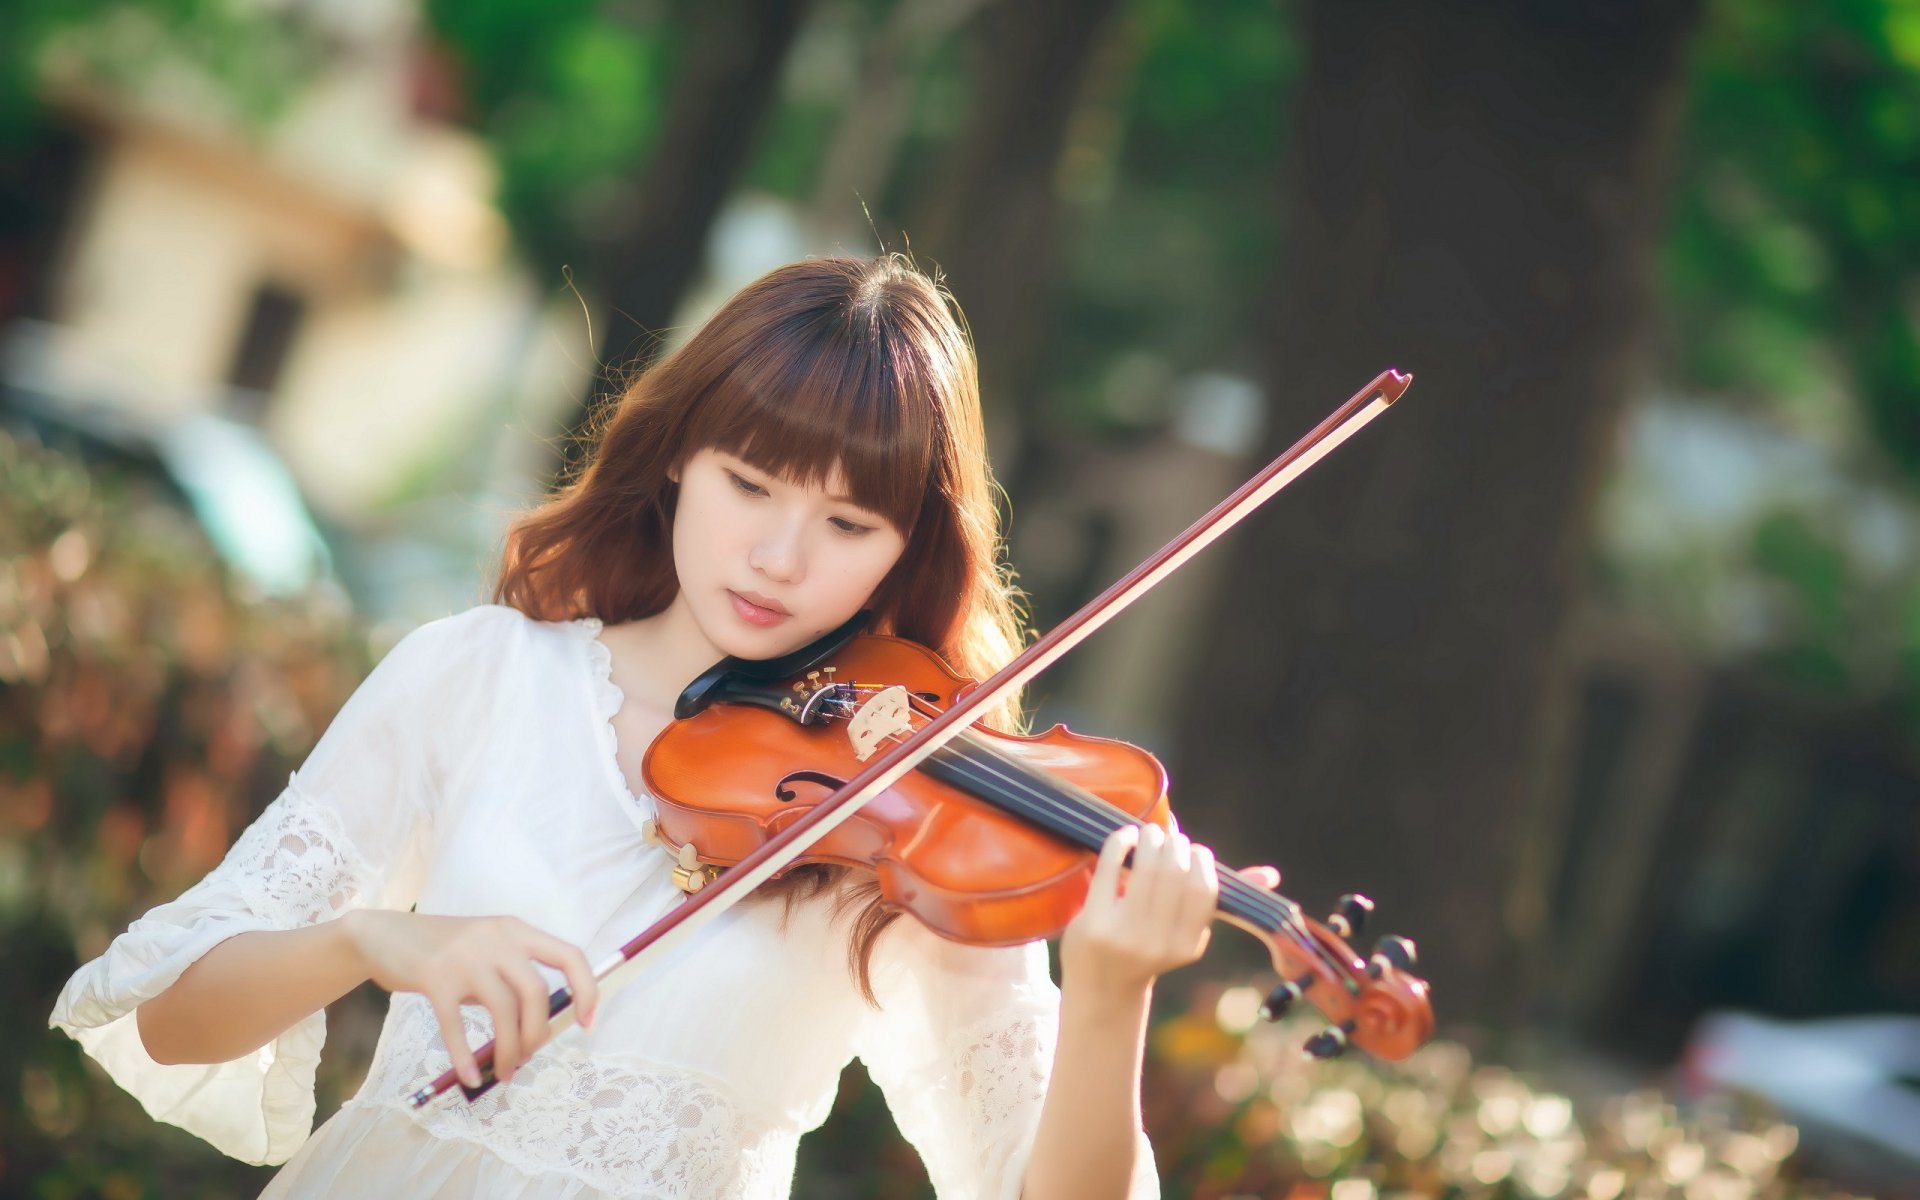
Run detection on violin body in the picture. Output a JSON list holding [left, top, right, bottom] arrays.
[[643, 634, 1175, 947]]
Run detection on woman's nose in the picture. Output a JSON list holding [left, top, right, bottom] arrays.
[[749, 520, 805, 583]]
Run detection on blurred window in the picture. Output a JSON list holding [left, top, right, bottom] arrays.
[[227, 282, 306, 414], [0, 123, 93, 325]]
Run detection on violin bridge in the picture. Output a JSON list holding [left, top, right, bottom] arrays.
[[847, 685, 914, 762]]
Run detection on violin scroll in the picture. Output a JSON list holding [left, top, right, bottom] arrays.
[[1246, 892, 1434, 1061]]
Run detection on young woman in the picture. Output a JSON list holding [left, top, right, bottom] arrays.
[[51, 255, 1275, 1198]]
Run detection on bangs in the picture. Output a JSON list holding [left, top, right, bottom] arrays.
[[683, 305, 938, 533]]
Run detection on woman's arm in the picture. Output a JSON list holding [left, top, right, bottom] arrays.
[[137, 919, 369, 1066], [137, 910, 600, 1087], [1022, 825, 1278, 1200], [1021, 970, 1156, 1198]]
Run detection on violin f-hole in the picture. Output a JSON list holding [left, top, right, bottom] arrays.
[[774, 770, 848, 804]]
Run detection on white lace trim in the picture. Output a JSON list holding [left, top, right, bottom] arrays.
[[357, 995, 795, 1197], [946, 1007, 1053, 1180], [218, 785, 375, 927], [573, 617, 647, 813]]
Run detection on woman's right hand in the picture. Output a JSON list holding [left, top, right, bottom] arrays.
[[341, 910, 599, 1087]]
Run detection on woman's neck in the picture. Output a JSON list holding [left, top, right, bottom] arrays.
[[602, 594, 727, 715]]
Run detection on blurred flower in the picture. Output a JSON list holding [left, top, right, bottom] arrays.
[[1143, 973, 1860, 1198]]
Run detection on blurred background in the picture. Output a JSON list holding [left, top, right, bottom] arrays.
[[2, 0, 1917, 1196]]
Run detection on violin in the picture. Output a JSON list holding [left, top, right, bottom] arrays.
[[648, 628, 1433, 1060], [410, 368, 1427, 1108]]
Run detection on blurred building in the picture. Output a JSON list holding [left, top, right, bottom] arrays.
[[0, 1, 588, 617]]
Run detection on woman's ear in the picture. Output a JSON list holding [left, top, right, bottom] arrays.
[[667, 460, 681, 484]]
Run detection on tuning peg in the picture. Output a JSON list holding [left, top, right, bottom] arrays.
[[1259, 971, 1320, 1021], [1302, 1021, 1353, 1060], [1369, 934, 1418, 977], [1260, 981, 1302, 1021], [1327, 893, 1374, 940]]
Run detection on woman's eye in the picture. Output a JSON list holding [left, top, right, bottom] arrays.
[[727, 472, 768, 497], [830, 517, 872, 535]]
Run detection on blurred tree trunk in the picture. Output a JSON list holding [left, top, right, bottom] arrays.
[[556, 0, 812, 480], [911, 0, 1125, 432], [1169, 0, 1701, 1026], [806, 0, 991, 245]]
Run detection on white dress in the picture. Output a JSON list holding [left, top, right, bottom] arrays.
[[49, 605, 1159, 1198]]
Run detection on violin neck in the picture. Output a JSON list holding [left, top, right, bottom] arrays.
[[923, 735, 1302, 938]]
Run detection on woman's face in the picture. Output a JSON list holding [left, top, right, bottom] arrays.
[[669, 447, 908, 660]]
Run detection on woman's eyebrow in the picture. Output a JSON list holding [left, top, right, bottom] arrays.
[[725, 452, 866, 506]]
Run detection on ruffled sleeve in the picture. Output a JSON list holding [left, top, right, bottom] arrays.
[[853, 922, 1159, 1199], [48, 606, 509, 1166]]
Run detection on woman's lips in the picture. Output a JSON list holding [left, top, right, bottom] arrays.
[[728, 590, 790, 627]]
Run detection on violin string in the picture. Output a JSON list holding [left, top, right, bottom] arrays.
[[825, 683, 1305, 925], [934, 731, 1324, 950], [922, 728, 1343, 978], [822, 685, 1330, 960], [825, 685, 1289, 920]]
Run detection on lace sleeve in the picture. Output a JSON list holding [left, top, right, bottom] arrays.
[[853, 923, 1160, 1199], [48, 607, 510, 1165]]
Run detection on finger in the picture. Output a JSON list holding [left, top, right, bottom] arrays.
[[430, 994, 480, 1090], [503, 919, 589, 1034], [535, 937, 599, 1032], [1087, 824, 1140, 911], [507, 961, 551, 1060], [1125, 823, 1172, 915], [1243, 865, 1282, 891], [1150, 831, 1196, 926], [472, 973, 523, 1082], [1183, 842, 1221, 931], [1170, 830, 1194, 873]]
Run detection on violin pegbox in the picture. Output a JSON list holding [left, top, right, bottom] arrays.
[[847, 685, 914, 761], [1247, 889, 1434, 1062]]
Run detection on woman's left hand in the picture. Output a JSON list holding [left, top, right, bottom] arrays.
[[1061, 824, 1281, 997]]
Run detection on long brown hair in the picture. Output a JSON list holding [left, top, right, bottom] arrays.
[[492, 254, 1026, 999]]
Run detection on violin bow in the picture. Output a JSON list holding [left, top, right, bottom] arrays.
[[412, 368, 1411, 1107]]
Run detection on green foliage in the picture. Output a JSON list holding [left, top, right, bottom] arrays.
[[381, 0, 1299, 437], [0, 0, 319, 145], [1049, 0, 1299, 435], [1749, 509, 1854, 689], [743, 94, 842, 201], [1625, 0, 1920, 724], [1662, 0, 1920, 477], [423, 0, 674, 277]]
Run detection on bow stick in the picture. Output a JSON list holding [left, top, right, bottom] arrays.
[[411, 367, 1411, 1107]]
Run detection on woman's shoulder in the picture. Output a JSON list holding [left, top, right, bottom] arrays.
[[381, 603, 590, 677], [404, 602, 594, 643]]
